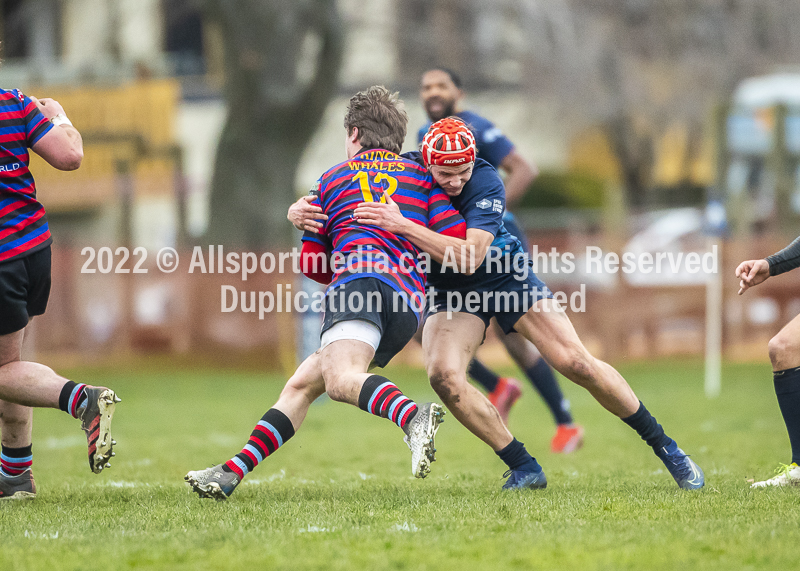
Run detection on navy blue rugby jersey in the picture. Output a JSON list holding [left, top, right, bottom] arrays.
[[417, 110, 515, 170], [402, 152, 524, 291]]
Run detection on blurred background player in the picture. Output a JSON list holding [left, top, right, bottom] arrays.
[[0, 90, 119, 499], [418, 67, 583, 452], [737, 239, 800, 487]]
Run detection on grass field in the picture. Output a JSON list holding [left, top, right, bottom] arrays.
[[1, 357, 798, 571]]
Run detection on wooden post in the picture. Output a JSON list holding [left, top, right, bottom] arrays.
[[115, 158, 134, 351], [772, 105, 793, 235], [705, 237, 722, 398]]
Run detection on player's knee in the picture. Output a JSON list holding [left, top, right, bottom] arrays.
[[321, 372, 347, 403], [324, 385, 348, 403], [768, 333, 799, 368], [283, 372, 318, 400], [554, 350, 597, 387], [428, 368, 464, 404], [428, 367, 457, 390]]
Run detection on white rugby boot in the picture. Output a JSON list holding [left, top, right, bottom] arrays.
[[403, 403, 445, 478], [751, 463, 800, 488]]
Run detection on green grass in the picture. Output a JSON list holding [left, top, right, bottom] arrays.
[[1, 357, 797, 570]]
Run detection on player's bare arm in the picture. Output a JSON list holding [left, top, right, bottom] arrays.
[[353, 193, 493, 273], [499, 150, 537, 206], [29, 97, 83, 171], [288, 195, 327, 233]]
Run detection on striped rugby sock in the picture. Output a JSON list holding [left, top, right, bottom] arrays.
[[1, 444, 32, 477], [357, 375, 418, 429], [222, 409, 295, 478], [58, 381, 88, 418]]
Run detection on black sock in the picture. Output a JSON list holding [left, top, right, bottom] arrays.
[[774, 366, 800, 465], [524, 360, 573, 425], [357, 375, 418, 429], [58, 381, 88, 418], [221, 408, 296, 477], [621, 401, 673, 451], [496, 438, 541, 472], [468, 360, 500, 393]]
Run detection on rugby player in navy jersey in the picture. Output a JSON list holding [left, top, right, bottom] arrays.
[[418, 68, 584, 453], [0, 90, 120, 499], [737, 241, 800, 487], [186, 86, 467, 501], [349, 117, 705, 490]]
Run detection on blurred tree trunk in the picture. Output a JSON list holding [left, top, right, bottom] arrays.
[[604, 115, 653, 209], [204, 0, 343, 248]]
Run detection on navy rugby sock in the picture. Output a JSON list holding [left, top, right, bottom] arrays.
[[58, 381, 88, 418], [496, 438, 541, 472], [773, 366, 800, 465], [0, 445, 32, 477], [222, 408, 295, 478], [621, 401, 673, 452], [468, 360, 500, 393], [358, 375, 418, 429], [525, 360, 573, 425]]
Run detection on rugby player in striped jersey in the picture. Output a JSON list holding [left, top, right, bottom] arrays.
[[185, 86, 466, 501], [0, 89, 120, 500]]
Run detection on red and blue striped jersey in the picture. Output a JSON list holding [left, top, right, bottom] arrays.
[[0, 88, 54, 262], [302, 148, 465, 314]]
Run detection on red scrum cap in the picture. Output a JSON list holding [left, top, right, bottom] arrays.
[[421, 117, 476, 167]]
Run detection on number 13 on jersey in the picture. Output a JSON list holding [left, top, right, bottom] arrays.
[[352, 171, 398, 203]]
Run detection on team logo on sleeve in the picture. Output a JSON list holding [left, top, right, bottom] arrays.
[[476, 199, 492, 210]]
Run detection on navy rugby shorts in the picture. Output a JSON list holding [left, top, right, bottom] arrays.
[[425, 269, 553, 334]]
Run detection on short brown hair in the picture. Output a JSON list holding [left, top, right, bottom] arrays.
[[343, 86, 407, 155]]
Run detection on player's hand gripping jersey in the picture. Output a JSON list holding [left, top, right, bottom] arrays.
[[0, 89, 55, 262], [301, 149, 465, 314]]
